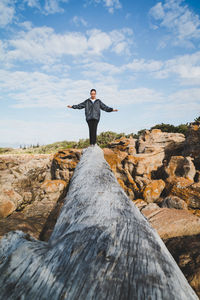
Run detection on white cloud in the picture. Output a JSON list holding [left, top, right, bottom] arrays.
[[68, 50, 200, 86], [87, 29, 112, 55], [168, 87, 200, 103], [0, 0, 69, 21], [109, 28, 134, 55], [125, 13, 131, 20], [23, 0, 40, 9], [71, 16, 88, 27], [0, 0, 15, 27], [44, 0, 68, 14], [0, 70, 92, 108], [122, 58, 163, 72], [4, 27, 88, 64], [23, 0, 68, 14], [149, 0, 200, 48], [103, 0, 122, 13], [1, 26, 134, 66], [154, 51, 200, 85], [150, 88, 200, 121], [149, 2, 165, 20], [85, 0, 122, 13], [0, 68, 164, 108], [112, 51, 200, 86]]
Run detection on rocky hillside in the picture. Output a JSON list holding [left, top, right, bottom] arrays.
[[0, 121, 200, 296]]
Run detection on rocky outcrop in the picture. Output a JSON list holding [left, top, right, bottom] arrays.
[[52, 148, 83, 181], [164, 234, 200, 298], [165, 178, 200, 210], [183, 121, 200, 171], [165, 156, 196, 181], [1, 124, 200, 297], [139, 205, 200, 239], [137, 128, 185, 156], [0, 145, 198, 300], [160, 195, 188, 209], [143, 179, 165, 203], [0, 154, 53, 217], [0, 151, 82, 240]]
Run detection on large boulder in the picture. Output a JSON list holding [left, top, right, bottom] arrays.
[[143, 179, 165, 203], [164, 234, 200, 298], [0, 179, 67, 240], [165, 156, 196, 181], [160, 195, 188, 210], [166, 177, 200, 209], [141, 205, 200, 239], [107, 136, 137, 155], [182, 122, 200, 171], [52, 148, 83, 181], [0, 154, 53, 213], [0, 151, 77, 239], [138, 129, 185, 155]]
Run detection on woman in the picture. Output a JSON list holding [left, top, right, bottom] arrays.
[[67, 89, 118, 146]]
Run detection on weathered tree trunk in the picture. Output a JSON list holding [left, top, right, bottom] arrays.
[[0, 145, 198, 299]]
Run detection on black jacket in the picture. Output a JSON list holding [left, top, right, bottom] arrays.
[[72, 98, 113, 121]]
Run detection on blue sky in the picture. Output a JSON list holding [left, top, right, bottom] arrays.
[[0, 0, 200, 147]]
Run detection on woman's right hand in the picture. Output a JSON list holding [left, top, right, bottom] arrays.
[[67, 105, 72, 108]]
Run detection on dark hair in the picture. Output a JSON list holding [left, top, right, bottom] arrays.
[[90, 89, 96, 93]]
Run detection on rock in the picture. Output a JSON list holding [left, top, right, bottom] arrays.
[[138, 129, 185, 155], [143, 179, 165, 203], [142, 207, 200, 239], [132, 198, 148, 210], [165, 156, 196, 181], [0, 199, 16, 218], [103, 147, 128, 172], [160, 196, 188, 210], [163, 234, 200, 298], [0, 154, 53, 211], [0, 212, 46, 239], [23, 191, 33, 203], [105, 132, 184, 180], [107, 136, 137, 155], [0, 180, 67, 240], [141, 202, 160, 212], [23, 179, 67, 218], [135, 176, 151, 189], [41, 179, 67, 194], [182, 122, 200, 171], [0, 154, 68, 239], [134, 150, 166, 178], [103, 148, 138, 200], [195, 170, 200, 183], [166, 177, 200, 209], [52, 149, 83, 181], [0, 188, 22, 209]]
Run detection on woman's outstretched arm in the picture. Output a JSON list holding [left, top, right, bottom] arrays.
[[99, 100, 113, 112], [99, 100, 118, 112], [67, 100, 86, 109]]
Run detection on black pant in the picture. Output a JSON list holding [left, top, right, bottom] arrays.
[[86, 119, 99, 145]]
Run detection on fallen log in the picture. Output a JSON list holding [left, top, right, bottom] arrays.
[[0, 144, 198, 299]]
